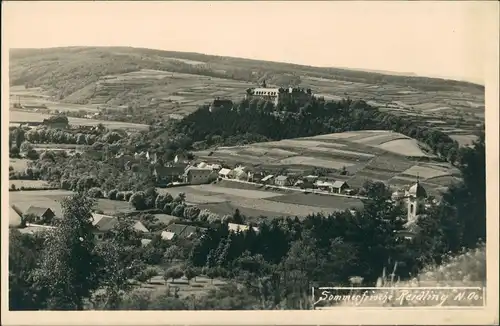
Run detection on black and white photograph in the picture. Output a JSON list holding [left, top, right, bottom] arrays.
[[2, 1, 498, 325]]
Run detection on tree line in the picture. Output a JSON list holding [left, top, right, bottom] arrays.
[[174, 97, 469, 164]]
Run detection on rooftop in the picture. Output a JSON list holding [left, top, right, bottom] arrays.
[[408, 179, 427, 198], [25, 206, 54, 217]]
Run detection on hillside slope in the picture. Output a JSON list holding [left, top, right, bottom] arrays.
[[194, 130, 461, 197], [10, 47, 485, 120]]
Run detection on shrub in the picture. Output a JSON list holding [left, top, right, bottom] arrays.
[[183, 206, 200, 221], [171, 204, 185, 218], [60, 179, 72, 190], [162, 203, 172, 214], [107, 189, 118, 200], [116, 192, 125, 201], [87, 187, 104, 198], [124, 191, 134, 201], [10, 146, 20, 157], [164, 266, 184, 282], [129, 191, 147, 210], [135, 267, 158, 284], [10, 184, 16, 191]]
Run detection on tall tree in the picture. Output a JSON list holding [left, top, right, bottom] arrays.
[[30, 195, 100, 310]]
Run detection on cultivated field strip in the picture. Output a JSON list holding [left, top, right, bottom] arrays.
[[10, 110, 150, 131]]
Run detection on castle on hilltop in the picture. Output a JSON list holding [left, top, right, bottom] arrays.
[[245, 80, 312, 107]]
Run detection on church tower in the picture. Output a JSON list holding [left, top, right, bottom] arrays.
[[406, 176, 427, 223]]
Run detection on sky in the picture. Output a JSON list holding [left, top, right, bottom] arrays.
[[3, 1, 498, 84]]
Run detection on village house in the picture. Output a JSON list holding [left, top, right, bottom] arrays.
[[161, 231, 176, 241], [260, 174, 275, 184], [315, 180, 333, 192], [331, 181, 350, 194], [91, 213, 149, 240], [154, 164, 187, 185], [183, 167, 215, 185], [23, 206, 56, 224], [274, 175, 292, 187], [231, 166, 248, 181]]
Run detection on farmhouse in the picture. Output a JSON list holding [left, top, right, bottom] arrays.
[[91, 213, 149, 240], [183, 167, 215, 185], [331, 181, 350, 194], [315, 180, 333, 191], [261, 175, 274, 184], [154, 165, 186, 184], [228, 223, 260, 234], [24, 206, 56, 224], [232, 166, 248, 181], [275, 175, 292, 187], [161, 231, 176, 241]]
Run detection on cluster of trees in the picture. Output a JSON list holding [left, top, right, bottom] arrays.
[[42, 114, 69, 127], [9, 140, 40, 160], [175, 97, 469, 164], [9, 126, 123, 146]]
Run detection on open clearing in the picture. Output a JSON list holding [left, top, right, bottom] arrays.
[[9, 158, 29, 172], [159, 183, 360, 219], [449, 134, 479, 147], [9, 110, 150, 131], [377, 139, 429, 157], [9, 180, 50, 189], [279, 156, 355, 169], [267, 193, 363, 210], [401, 165, 452, 179]]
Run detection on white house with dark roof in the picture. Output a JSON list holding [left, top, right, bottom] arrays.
[[331, 181, 350, 194], [24, 206, 56, 224], [91, 213, 149, 240]]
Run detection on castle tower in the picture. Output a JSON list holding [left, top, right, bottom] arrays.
[[406, 175, 427, 223]]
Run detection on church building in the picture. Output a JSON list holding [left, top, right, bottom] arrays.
[[396, 177, 428, 240]]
